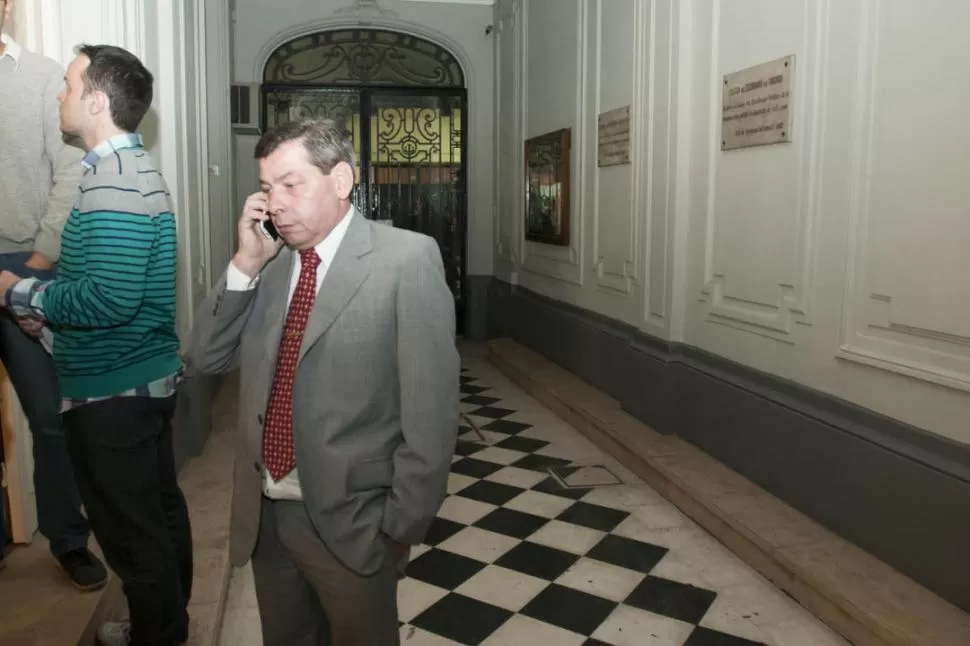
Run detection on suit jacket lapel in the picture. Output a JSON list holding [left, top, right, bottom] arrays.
[[298, 212, 373, 363]]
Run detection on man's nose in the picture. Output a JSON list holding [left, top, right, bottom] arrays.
[[265, 194, 284, 215]]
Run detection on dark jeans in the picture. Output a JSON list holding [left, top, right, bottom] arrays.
[[0, 251, 88, 557], [64, 395, 193, 646]]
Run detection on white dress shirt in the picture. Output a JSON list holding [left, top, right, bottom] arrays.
[[225, 207, 354, 500]]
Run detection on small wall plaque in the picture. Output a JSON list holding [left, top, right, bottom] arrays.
[[722, 55, 795, 151], [597, 105, 631, 167]]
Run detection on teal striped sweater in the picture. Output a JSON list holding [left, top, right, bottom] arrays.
[[41, 144, 181, 398]]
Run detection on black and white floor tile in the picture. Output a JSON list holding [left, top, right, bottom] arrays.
[[220, 352, 850, 646]]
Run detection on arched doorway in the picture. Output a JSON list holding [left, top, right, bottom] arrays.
[[262, 29, 468, 330]]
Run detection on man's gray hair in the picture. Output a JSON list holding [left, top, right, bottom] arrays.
[[254, 118, 357, 176]]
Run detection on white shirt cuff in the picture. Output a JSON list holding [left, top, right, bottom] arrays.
[[226, 261, 258, 291]]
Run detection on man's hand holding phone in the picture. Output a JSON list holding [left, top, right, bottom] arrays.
[[233, 192, 283, 279]]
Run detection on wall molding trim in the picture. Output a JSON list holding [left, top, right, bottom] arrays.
[[588, 0, 643, 297], [694, 0, 831, 345], [518, 0, 586, 285], [487, 278, 970, 610], [837, 0, 970, 393]]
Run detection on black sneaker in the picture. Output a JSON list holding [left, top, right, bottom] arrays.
[[57, 547, 108, 591]]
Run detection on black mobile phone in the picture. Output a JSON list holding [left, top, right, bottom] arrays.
[[259, 219, 279, 241]]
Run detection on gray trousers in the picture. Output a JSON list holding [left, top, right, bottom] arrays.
[[252, 498, 401, 646]]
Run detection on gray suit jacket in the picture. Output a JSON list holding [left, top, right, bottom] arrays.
[[188, 212, 460, 575]]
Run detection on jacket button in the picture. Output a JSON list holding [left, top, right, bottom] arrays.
[[253, 461, 260, 473], [257, 414, 264, 425]]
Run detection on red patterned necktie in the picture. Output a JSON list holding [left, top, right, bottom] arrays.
[[262, 248, 321, 481]]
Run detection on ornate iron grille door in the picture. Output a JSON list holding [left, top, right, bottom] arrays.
[[366, 90, 465, 323], [262, 84, 467, 329], [262, 29, 468, 329]]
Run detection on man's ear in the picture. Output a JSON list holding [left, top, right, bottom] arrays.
[[88, 90, 109, 118], [331, 161, 355, 200]]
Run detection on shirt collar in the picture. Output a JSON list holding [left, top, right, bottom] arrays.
[[1, 33, 23, 69], [81, 133, 144, 170], [312, 205, 355, 268]]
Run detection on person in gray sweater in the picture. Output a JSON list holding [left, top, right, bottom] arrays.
[[0, 0, 106, 589]]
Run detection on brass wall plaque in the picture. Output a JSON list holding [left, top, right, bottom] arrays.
[[598, 106, 631, 167], [722, 55, 794, 151]]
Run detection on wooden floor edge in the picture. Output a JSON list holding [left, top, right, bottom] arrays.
[[487, 341, 903, 646], [78, 576, 123, 646], [78, 476, 235, 646], [75, 520, 234, 646], [207, 552, 234, 646]]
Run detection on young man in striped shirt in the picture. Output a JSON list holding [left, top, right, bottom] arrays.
[[0, 45, 191, 646], [0, 0, 106, 588]]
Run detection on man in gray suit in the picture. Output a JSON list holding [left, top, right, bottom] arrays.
[[189, 118, 459, 646]]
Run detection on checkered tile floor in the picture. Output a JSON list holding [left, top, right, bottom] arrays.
[[220, 353, 850, 646], [396, 367, 768, 646]]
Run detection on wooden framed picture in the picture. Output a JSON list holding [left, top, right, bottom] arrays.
[[524, 128, 571, 246]]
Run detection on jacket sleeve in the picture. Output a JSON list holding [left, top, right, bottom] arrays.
[[187, 267, 260, 375], [382, 236, 460, 545]]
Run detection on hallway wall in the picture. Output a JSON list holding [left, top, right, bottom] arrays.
[[493, 0, 968, 444], [230, 0, 496, 336], [204, 0, 237, 290], [491, 0, 970, 610]]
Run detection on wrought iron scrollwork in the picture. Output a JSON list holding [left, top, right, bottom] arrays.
[[264, 29, 464, 88], [375, 107, 441, 164], [263, 88, 360, 131]]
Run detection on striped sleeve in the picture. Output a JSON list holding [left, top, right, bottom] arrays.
[[42, 180, 157, 328]]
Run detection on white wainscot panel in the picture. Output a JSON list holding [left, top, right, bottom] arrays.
[[591, 0, 638, 296], [520, 0, 585, 285], [839, 0, 970, 392], [494, 5, 521, 263], [698, 0, 829, 344], [642, 0, 677, 331]]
